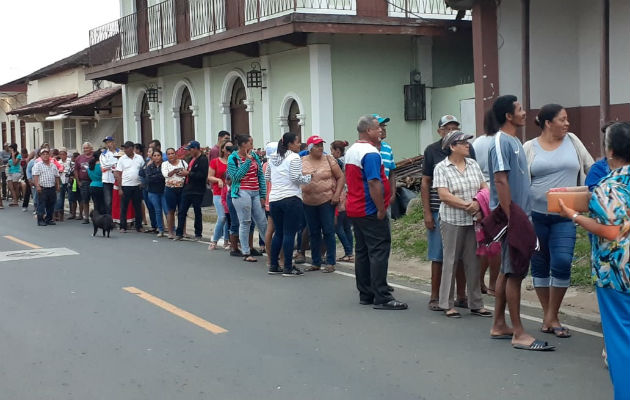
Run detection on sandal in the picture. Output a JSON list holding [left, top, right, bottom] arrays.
[[337, 255, 354, 262], [471, 308, 493, 317], [322, 265, 336, 273], [428, 299, 442, 311], [513, 339, 555, 351], [541, 326, 571, 338], [445, 310, 461, 318], [305, 265, 321, 271], [250, 248, 262, 256], [243, 255, 257, 263], [208, 242, 218, 250]]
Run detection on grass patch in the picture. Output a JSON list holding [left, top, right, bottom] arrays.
[[391, 201, 593, 288], [391, 202, 428, 259]]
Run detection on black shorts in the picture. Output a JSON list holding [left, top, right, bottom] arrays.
[[79, 180, 91, 203]]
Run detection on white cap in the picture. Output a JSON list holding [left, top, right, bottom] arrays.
[[438, 115, 460, 128]]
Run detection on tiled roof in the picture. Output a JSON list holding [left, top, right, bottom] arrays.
[[57, 86, 121, 110], [8, 93, 78, 115]]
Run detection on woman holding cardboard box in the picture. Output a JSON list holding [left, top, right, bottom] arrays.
[[558, 121, 630, 399], [523, 104, 594, 338]]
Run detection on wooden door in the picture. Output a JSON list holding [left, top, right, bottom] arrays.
[[287, 100, 301, 141], [140, 94, 153, 146], [230, 78, 249, 138], [10, 121, 15, 144], [19, 120, 26, 150], [179, 87, 195, 146], [136, 0, 149, 53]]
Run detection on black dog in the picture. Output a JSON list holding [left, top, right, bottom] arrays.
[[90, 210, 114, 237]]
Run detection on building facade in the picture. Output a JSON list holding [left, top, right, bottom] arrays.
[[86, 0, 475, 160]]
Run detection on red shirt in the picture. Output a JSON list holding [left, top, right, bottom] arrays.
[[209, 158, 227, 196], [239, 156, 259, 191]]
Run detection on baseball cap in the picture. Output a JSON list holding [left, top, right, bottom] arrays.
[[185, 140, 201, 150], [372, 114, 390, 125], [306, 135, 325, 146], [442, 131, 474, 149], [265, 142, 278, 157], [438, 115, 460, 128], [102, 136, 114, 142]]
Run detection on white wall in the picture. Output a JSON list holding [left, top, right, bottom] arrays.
[[497, 0, 630, 108]]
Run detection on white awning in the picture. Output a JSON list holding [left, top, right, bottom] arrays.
[[45, 112, 71, 121]]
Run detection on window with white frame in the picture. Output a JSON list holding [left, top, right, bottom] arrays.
[[62, 119, 77, 151], [43, 122, 55, 148]]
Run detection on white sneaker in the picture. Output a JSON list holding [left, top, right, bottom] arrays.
[[22, 208, 27, 212], [217, 238, 225, 247], [32, 211, 37, 215]]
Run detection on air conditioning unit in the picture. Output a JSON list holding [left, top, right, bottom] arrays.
[[445, 0, 474, 10]]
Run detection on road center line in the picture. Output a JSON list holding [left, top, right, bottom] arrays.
[[334, 270, 603, 338], [123, 287, 228, 335], [3, 235, 42, 249]]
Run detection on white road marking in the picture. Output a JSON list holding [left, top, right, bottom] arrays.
[[0, 248, 79, 263], [334, 270, 603, 338]]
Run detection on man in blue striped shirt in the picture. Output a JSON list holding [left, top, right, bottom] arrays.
[[372, 114, 396, 204]]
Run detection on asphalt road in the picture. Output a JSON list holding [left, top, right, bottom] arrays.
[[0, 207, 613, 400]]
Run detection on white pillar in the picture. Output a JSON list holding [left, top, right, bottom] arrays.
[[172, 107, 181, 147], [122, 85, 129, 142], [157, 77, 166, 147], [220, 102, 231, 132], [203, 66, 213, 146], [308, 44, 335, 143], [260, 55, 272, 144]]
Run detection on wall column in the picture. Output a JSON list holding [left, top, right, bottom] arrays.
[[472, 0, 500, 135], [308, 44, 335, 143], [599, 0, 610, 156]]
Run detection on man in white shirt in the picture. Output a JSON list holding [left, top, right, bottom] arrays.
[[114, 141, 145, 232], [100, 136, 119, 215]]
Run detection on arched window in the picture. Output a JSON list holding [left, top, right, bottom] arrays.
[[140, 94, 153, 146], [288, 100, 301, 141], [179, 87, 195, 146], [230, 78, 249, 138]]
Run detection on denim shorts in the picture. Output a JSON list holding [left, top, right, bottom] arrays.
[[530, 211, 576, 288], [427, 210, 443, 262], [164, 186, 183, 212]]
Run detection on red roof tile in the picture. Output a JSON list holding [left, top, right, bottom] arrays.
[[8, 93, 78, 115], [57, 86, 121, 110]]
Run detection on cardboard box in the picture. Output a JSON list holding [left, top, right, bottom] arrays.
[[547, 187, 590, 213]]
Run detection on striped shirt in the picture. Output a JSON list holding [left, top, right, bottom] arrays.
[[32, 161, 59, 188], [380, 140, 396, 178], [239, 156, 260, 191], [433, 157, 485, 226]]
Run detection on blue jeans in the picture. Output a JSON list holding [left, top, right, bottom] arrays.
[[427, 210, 443, 262], [304, 202, 336, 266], [270, 196, 303, 271], [176, 192, 203, 237], [147, 192, 166, 232], [212, 194, 229, 242], [232, 190, 267, 256], [335, 210, 353, 256], [597, 286, 630, 400], [143, 188, 157, 229], [227, 194, 255, 236], [55, 183, 68, 211], [531, 211, 576, 288]]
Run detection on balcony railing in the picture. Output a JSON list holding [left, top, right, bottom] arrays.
[[88, 13, 138, 65], [388, 0, 471, 20], [245, 0, 356, 24], [148, 0, 176, 51], [89, 0, 225, 66]]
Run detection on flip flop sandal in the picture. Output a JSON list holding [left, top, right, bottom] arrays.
[[322, 266, 335, 273], [512, 340, 555, 351], [490, 334, 513, 340], [542, 326, 571, 338], [471, 309, 493, 317], [305, 266, 321, 271], [250, 248, 262, 256], [243, 256, 258, 263], [428, 299, 442, 311], [445, 311, 462, 318]]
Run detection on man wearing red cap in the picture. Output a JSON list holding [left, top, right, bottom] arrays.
[[345, 115, 407, 310]]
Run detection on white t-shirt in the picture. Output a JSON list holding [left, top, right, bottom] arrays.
[[161, 159, 188, 188], [115, 154, 144, 187]]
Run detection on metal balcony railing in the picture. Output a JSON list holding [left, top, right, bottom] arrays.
[[189, 0, 226, 39], [89, 0, 226, 66], [245, 0, 356, 24], [88, 13, 138, 66], [387, 0, 471, 19]]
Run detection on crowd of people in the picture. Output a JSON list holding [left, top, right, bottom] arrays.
[[1, 97, 628, 397]]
